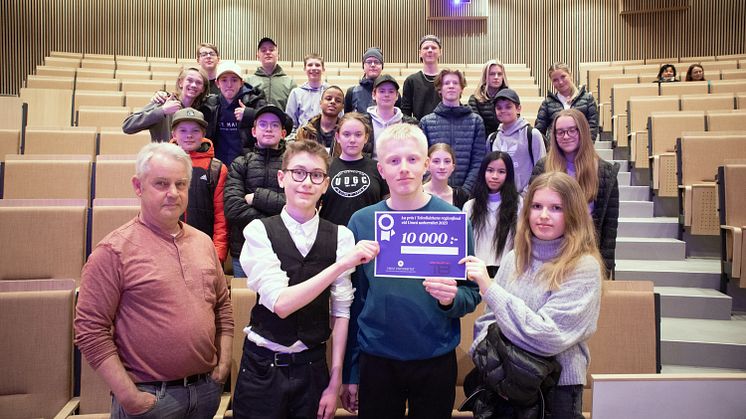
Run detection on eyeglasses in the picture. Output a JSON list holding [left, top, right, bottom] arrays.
[[283, 168, 328, 184], [257, 121, 283, 131], [364, 60, 382, 66], [555, 127, 579, 138], [198, 51, 217, 58]]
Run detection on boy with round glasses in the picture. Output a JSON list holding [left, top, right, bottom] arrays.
[[233, 139, 379, 419], [197, 42, 221, 95]]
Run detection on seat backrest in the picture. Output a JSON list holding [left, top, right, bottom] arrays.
[[680, 93, 735, 111], [20, 87, 73, 127], [627, 95, 679, 133], [24, 127, 98, 157], [700, 60, 739, 72], [76, 68, 116, 79], [0, 96, 24, 130], [120, 80, 165, 93], [710, 80, 746, 94], [611, 83, 658, 116], [659, 81, 708, 96], [77, 106, 131, 129], [588, 67, 624, 99], [519, 97, 544, 115], [76, 77, 121, 92], [622, 64, 660, 76], [648, 111, 706, 155], [0, 279, 76, 418], [0, 129, 20, 160], [0, 200, 87, 281], [90, 198, 140, 248], [3, 155, 92, 200], [81, 59, 116, 70], [680, 134, 746, 185], [230, 283, 257, 401], [707, 109, 746, 131], [722, 164, 746, 227], [26, 75, 75, 90], [116, 70, 153, 80], [99, 129, 151, 155], [74, 90, 125, 111], [583, 280, 657, 412], [36, 66, 78, 78], [511, 84, 541, 98], [597, 74, 638, 104], [45, 56, 81, 68], [125, 92, 153, 109], [94, 156, 137, 199], [719, 69, 746, 80]]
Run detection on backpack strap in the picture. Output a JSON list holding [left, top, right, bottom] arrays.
[[487, 131, 497, 151], [526, 124, 535, 166], [207, 158, 223, 193]]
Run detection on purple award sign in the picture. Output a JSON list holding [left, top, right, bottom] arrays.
[[374, 211, 467, 280]]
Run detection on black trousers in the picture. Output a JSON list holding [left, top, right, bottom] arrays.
[[232, 339, 329, 419], [358, 350, 457, 419]]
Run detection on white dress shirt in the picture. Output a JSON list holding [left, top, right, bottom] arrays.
[[239, 207, 355, 352]]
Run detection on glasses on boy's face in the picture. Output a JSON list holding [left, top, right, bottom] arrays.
[[283, 168, 328, 184], [198, 51, 217, 58], [364, 60, 382, 67], [555, 127, 579, 138], [257, 121, 283, 131]]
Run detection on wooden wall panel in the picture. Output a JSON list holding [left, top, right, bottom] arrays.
[[2, 0, 745, 95]]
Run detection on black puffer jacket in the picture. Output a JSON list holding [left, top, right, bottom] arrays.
[[203, 83, 267, 153], [464, 323, 562, 419], [530, 158, 620, 273], [223, 141, 286, 257], [534, 86, 599, 140], [468, 90, 504, 136]]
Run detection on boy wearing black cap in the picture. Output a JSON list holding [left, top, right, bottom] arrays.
[[232, 138, 380, 419], [345, 47, 387, 113], [224, 105, 291, 278], [170, 107, 229, 263], [247, 37, 297, 110], [365, 74, 417, 158], [401, 34, 443, 120], [488, 88, 546, 193]]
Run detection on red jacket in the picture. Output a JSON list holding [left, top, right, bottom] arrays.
[[172, 138, 229, 262]]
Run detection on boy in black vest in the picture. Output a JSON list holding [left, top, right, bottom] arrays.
[[232, 140, 379, 419]]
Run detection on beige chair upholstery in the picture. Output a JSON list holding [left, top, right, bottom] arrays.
[[3, 155, 92, 200], [0, 200, 88, 282], [94, 156, 137, 199], [680, 93, 735, 111], [0, 129, 20, 160], [0, 279, 76, 419], [0, 96, 24, 130], [24, 128, 98, 157], [98, 130, 151, 155], [90, 198, 139, 250], [77, 106, 131, 129], [20, 87, 74, 127]]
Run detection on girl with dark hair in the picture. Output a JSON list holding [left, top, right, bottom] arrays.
[[655, 64, 678, 82], [463, 151, 522, 278]]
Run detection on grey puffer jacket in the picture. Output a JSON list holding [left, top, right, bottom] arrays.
[[534, 86, 599, 140], [530, 158, 620, 273], [223, 141, 286, 257], [419, 103, 487, 194]]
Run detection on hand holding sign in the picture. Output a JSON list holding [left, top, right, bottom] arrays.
[[423, 277, 458, 306]]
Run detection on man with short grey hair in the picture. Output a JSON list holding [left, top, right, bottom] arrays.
[[75, 142, 233, 419]]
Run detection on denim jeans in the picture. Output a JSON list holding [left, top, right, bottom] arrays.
[[232, 258, 247, 278], [111, 376, 223, 419]]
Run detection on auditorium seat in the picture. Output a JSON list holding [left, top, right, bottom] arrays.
[[74, 90, 126, 112], [583, 280, 658, 415], [3, 155, 93, 200], [678, 132, 746, 235], [44, 56, 81, 68], [20, 87, 74, 127], [0, 278, 76, 418], [707, 109, 746, 131], [98, 129, 150, 155], [0, 199, 88, 281], [56, 356, 111, 418], [719, 163, 746, 286], [121, 79, 165, 93], [124, 91, 153, 109], [24, 127, 98, 157], [50, 51, 82, 59], [0, 96, 24, 130], [77, 106, 131, 129], [115, 69, 152, 80], [90, 198, 139, 248], [511, 84, 540, 97], [647, 111, 706, 195], [680, 93, 735, 111], [0, 129, 20, 160], [36, 65, 77, 77], [519, 97, 544, 116], [700, 60, 739, 72], [94, 155, 137, 199], [76, 77, 121, 92], [709, 79, 746, 94], [610, 83, 657, 146], [148, 56, 178, 63], [116, 61, 151, 71], [76, 67, 116, 79], [659, 80, 708, 95], [149, 62, 183, 73], [81, 59, 116, 70], [627, 96, 679, 167], [26, 75, 75, 89]]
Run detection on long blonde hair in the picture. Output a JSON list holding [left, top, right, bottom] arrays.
[[514, 172, 605, 289], [547, 62, 578, 99], [546, 109, 599, 203], [473, 60, 509, 102], [176, 67, 209, 106]]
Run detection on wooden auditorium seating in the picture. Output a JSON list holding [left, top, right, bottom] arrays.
[[98, 129, 150, 155], [74, 90, 126, 112], [36, 65, 77, 77], [0, 199, 87, 281], [0, 96, 24, 130], [647, 111, 706, 196], [709, 79, 746, 94], [719, 163, 746, 287], [708, 109, 746, 131], [626, 95, 679, 167], [680, 93, 736, 111], [0, 278, 76, 419], [26, 74, 75, 89], [120, 79, 165, 94], [90, 198, 140, 249], [678, 133, 746, 235], [116, 61, 150, 71], [583, 280, 658, 415], [597, 74, 637, 130], [77, 105, 131, 129], [24, 127, 98, 157], [76, 77, 121, 92], [3, 155, 92, 200], [224, 279, 256, 418], [720, 69, 746, 80], [20, 87, 74, 127], [610, 83, 657, 146], [93, 155, 137, 199], [0, 129, 20, 161], [56, 356, 111, 419], [45, 56, 81, 68], [115, 69, 153, 80], [77, 67, 116, 79], [659, 80, 708, 95], [81, 58, 116, 70]]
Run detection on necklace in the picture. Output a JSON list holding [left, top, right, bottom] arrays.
[[423, 73, 437, 83]]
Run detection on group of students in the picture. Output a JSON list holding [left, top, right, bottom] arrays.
[[113, 35, 621, 419], [655, 62, 708, 82]]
